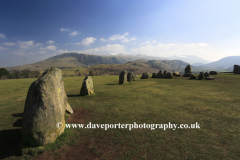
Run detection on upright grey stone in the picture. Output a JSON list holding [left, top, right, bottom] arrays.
[[141, 72, 150, 79], [157, 70, 164, 78], [133, 75, 139, 81], [198, 72, 204, 80], [210, 71, 217, 75], [163, 70, 167, 76], [21, 67, 72, 146], [204, 72, 210, 78], [234, 65, 240, 74], [183, 64, 192, 77], [152, 73, 157, 78], [119, 70, 128, 84], [80, 76, 94, 95], [127, 72, 134, 82], [165, 72, 172, 78]]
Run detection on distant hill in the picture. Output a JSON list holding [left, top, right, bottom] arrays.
[[192, 62, 206, 66], [168, 55, 211, 64], [204, 56, 240, 68]]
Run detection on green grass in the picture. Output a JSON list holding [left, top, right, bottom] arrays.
[[0, 73, 240, 159]]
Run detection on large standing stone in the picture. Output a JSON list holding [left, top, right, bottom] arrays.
[[141, 72, 150, 79], [133, 75, 139, 81], [80, 76, 94, 95], [119, 70, 128, 84], [210, 71, 217, 75], [163, 70, 167, 76], [152, 73, 157, 78], [157, 70, 164, 78], [234, 65, 240, 74], [165, 72, 172, 78], [21, 67, 72, 146], [127, 72, 134, 81], [183, 65, 192, 77], [198, 72, 204, 80]]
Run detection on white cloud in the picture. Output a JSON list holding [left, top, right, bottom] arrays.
[[17, 40, 35, 49], [2, 42, 16, 46], [0, 46, 9, 51], [79, 44, 126, 55], [69, 31, 79, 36], [35, 43, 42, 47], [123, 32, 129, 36], [130, 37, 137, 41], [109, 32, 131, 43], [100, 38, 106, 41], [46, 40, 55, 44], [39, 45, 57, 50], [151, 40, 157, 43], [37, 51, 47, 54], [0, 34, 6, 39], [56, 49, 68, 54], [60, 28, 69, 32], [77, 37, 96, 46]]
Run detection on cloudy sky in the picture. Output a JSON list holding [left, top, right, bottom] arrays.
[[0, 0, 240, 67]]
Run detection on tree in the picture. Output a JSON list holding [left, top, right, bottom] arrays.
[[21, 69, 32, 78], [13, 70, 21, 79], [32, 70, 41, 78], [89, 70, 93, 76], [0, 68, 10, 78]]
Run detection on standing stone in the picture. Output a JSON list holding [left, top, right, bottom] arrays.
[[190, 74, 196, 79], [21, 67, 72, 146], [234, 65, 240, 74], [127, 72, 134, 82], [210, 71, 217, 75], [165, 72, 172, 78], [163, 70, 167, 76], [157, 70, 164, 78], [119, 70, 128, 84], [198, 72, 204, 80], [141, 72, 150, 79], [204, 72, 210, 78], [183, 64, 192, 77], [80, 76, 94, 95], [173, 72, 180, 76], [133, 75, 139, 81], [152, 73, 157, 78]]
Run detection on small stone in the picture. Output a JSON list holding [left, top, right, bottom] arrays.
[[80, 76, 94, 95], [165, 72, 172, 78], [190, 74, 196, 79], [141, 72, 150, 79], [66, 103, 73, 114], [152, 73, 157, 78], [119, 70, 128, 84]]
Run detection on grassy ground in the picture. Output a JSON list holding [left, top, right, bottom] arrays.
[[0, 73, 240, 159]]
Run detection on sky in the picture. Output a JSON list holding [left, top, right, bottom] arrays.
[[0, 0, 240, 67]]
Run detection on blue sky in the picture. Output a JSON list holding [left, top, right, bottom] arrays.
[[0, 0, 240, 67]]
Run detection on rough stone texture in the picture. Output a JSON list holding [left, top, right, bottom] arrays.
[[204, 72, 210, 78], [141, 72, 150, 79], [127, 72, 134, 82], [21, 67, 71, 146], [66, 103, 73, 114], [183, 64, 192, 77], [152, 73, 157, 78], [165, 72, 172, 78], [205, 77, 215, 80], [80, 76, 94, 95], [119, 70, 128, 84], [210, 71, 217, 75], [163, 70, 167, 76], [173, 72, 180, 76], [133, 75, 139, 81], [190, 74, 196, 79], [234, 65, 240, 74], [198, 72, 204, 80], [157, 70, 164, 78]]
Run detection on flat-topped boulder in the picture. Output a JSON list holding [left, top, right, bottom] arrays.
[[21, 67, 72, 146], [80, 76, 94, 95], [205, 77, 215, 80], [119, 70, 128, 84], [210, 71, 217, 75], [141, 72, 150, 79], [204, 72, 210, 78], [173, 72, 180, 76]]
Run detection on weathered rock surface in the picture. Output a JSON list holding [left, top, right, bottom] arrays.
[[163, 70, 167, 76], [119, 70, 128, 84], [190, 74, 196, 79], [234, 65, 240, 74], [141, 72, 150, 79], [80, 76, 94, 95], [204, 72, 210, 78], [127, 72, 134, 81], [165, 72, 172, 78], [210, 71, 217, 75], [198, 72, 204, 80], [183, 64, 192, 77], [152, 73, 157, 78], [173, 72, 180, 76], [157, 70, 164, 78], [205, 77, 215, 80], [133, 75, 139, 81], [66, 103, 73, 114], [21, 67, 71, 146]]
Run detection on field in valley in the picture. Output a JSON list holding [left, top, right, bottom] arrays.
[[0, 73, 239, 159]]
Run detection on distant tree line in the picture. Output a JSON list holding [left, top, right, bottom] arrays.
[[0, 68, 41, 79]]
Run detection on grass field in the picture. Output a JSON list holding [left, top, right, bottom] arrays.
[[0, 73, 240, 159]]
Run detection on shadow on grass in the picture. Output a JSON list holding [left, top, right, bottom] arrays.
[[105, 84, 119, 85], [11, 113, 23, 117], [0, 129, 22, 159], [67, 94, 81, 97]]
